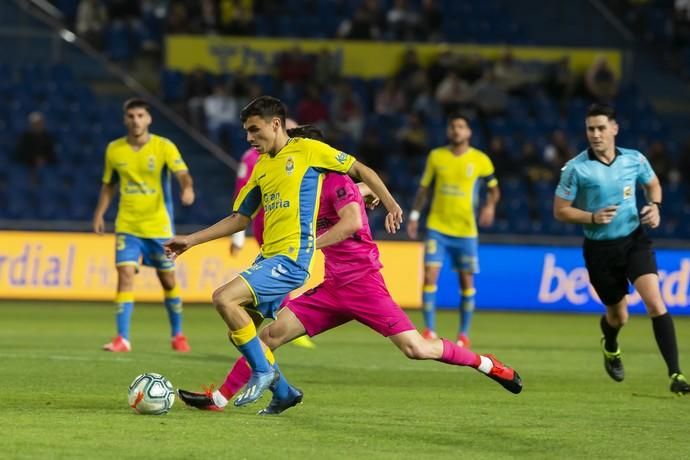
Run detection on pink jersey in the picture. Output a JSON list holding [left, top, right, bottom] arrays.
[[234, 147, 265, 245], [318, 173, 383, 287]]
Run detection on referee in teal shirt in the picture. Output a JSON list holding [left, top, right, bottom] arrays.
[[554, 103, 689, 395]]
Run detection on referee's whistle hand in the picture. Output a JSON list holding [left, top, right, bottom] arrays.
[[594, 205, 618, 224]]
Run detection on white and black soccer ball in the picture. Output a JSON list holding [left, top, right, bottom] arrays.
[[128, 373, 175, 415]]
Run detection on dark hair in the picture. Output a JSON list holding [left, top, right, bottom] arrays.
[[123, 98, 150, 113], [240, 95, 287, 125], [447, 111, 471, 126], [287, 124, 325, 142], [586, 103, 616, 120]]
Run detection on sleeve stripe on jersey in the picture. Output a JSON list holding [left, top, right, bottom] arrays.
[[235, 185, 262, 218], [484, 174, 498, 187]]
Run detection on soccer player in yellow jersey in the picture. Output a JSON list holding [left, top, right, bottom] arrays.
[[93, 98, 195, 353], [164, 96, 402, 409], [407, 113, 500, 348]]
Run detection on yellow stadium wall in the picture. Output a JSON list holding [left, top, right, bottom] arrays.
[[0, 231, 423, 306], [166, 35, 622, 78]]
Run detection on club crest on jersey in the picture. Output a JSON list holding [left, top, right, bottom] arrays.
[[623, 185, 633, 199], [466, 164, 475, 177], [147, 156, 155, 171], [285, 156, 294, 175]]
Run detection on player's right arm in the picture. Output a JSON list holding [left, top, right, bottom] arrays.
[[93, 146, 117, 234], [92, 183, 117, 234], [407, 151, 434, 239]]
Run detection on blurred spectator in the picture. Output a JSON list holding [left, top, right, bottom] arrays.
[[374, 78, 406, 116], [521, 141, 553, 184], [331, 81, 364, 141], [196, 0, 219, 34], [218, 0, 254, 35], [185, 68, 212, 130], [469, 68, 508, 117], [397, 49, 423, 82], [584, 56, 619, 102], [386, 0, 420, 41], [313, 48, 341, 88], [296, 85, 330, 127], [647, 140, 672, 183], [276, 47, 312, 85], [358, 126, 386, 174], [76, 0, 108, 48], [337, 7, 382, 40], [14, 112, 57, 168], [543, 130, 573, 179], [545, 56, 576, 110], [419, 0, 443, 41], [166, 1, 190, 33], [396, 112, 428, 158], [204, 83, 239, 149], [410, 81, 440, 118], [493, 50, 532, 94], [435, 70, 470, 114], [487, 136, 519, 180], [456, 53, 486, 84], [427, 49, 456, 90]]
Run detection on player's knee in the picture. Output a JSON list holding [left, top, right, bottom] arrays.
[[260, 328, 283, 350], [646, 301, 667, 317], [401, 341, 427, 360], [212, 287, 233, 312]]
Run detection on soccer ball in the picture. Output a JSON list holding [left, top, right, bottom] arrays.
[[128, 373, 175, 415]]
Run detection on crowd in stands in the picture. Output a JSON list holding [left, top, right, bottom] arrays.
[[609, 0, 690, 81], [157, 45, 690, 237], [18, 1, 689, 238]]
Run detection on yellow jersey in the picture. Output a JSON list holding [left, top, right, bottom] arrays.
[[233, 137, 355, 271], [102, 134, 188, 239], [420, 146, 497, 238]]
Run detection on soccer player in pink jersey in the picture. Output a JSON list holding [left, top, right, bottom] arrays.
[[178, 125, 522, 414]]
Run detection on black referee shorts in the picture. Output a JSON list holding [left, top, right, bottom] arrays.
[[582, 225, 658, 306]]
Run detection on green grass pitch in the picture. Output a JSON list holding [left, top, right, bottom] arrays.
[[1, 301, 688, 459]]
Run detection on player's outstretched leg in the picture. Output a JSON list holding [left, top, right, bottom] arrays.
[[390, 331, 522, 394], [178, 386, 224, 411]]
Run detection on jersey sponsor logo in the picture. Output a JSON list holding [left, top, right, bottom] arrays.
[[285, 156, 294, 175], [263, 192, 291, 212], [335, 152, 348, 165]]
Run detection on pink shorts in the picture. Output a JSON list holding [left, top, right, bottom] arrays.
[[287, 271, 416, 337]]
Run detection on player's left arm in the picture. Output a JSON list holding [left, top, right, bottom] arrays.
[[640, 176, 662, 228], [479, 183, 500, 227], [348, 161, 402, 233], [163, 138, 194, 206], [478, 156, 500, 227], [638, 152, 661, 228], [175, 171, 195, 206], [315, 202, 362, 250]]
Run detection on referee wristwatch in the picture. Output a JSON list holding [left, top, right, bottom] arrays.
[[649, 201, 662, 210]]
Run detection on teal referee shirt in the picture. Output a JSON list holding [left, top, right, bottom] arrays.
[[555, 147, 656, 241]]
